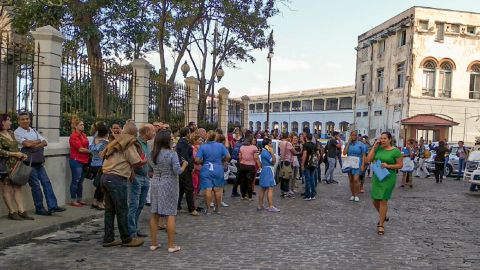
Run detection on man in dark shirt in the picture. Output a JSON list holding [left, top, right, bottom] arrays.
[[325, 132, 341, 184], [176, 127, 198, 216]]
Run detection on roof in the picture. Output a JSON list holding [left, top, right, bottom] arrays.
[[401, 114, 459, 126], [248, 85, 355, 102]]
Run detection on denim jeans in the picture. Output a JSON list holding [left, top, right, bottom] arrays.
[[458, 158, 465, 178], [326, 157, 336, 181], [28, 165, 58, 211], [315, 162, 322, 183], [102, 173, 131, 244], [128, 174, 150, 236], [304, 168, 316, 198], [69, 159, 86, 200]]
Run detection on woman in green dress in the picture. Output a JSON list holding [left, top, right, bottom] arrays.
[[366, 132, 403, 235], [0, 114, 32, 220]]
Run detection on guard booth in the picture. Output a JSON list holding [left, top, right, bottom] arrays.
[[400, 114, 459, 145]]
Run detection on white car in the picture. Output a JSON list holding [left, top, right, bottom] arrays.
[[463, 150, 480, 186]]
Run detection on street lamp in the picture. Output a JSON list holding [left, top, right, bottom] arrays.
[[210, 66, 225, 123], [181, 61, 190, 78], [266, 30, 274, 132]]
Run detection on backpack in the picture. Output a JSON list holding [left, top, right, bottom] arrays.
[[307, 146, 319, 168], [231, 138, 244, 161]]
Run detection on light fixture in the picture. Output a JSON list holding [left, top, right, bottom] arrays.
[[216, 66, 224, 82], [181, 60, 190, 78]]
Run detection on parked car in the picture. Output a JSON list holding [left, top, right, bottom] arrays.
[[425, 144, 472, 177], [462, 150, 480, 183]]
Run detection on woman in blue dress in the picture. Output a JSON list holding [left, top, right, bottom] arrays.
[[343, 131, 368, 202], [195, 131, 230, 214], [257, 138, 280, 212]]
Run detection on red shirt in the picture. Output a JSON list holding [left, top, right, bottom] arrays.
[[69, 130, 90, 164]]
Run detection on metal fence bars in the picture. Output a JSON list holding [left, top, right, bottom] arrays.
[[61, 52, 134, 135], [228, 99, 243, 130], [0, 33, 39, 120], [148, 75, 189, 132]]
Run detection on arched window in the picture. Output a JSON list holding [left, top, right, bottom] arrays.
[[272, 121, 279, 130], [291, 121, 299, 133], [469, 63, 480, 99], [249, 121, 253, 131], [282, 121, 288, 132], [422, 61, 436, 96], [439, 62, 453, 97], [255, 121, 261, 131], [326, 121, 335, 134], [302, 121, 310, 130], [339, 121, 349, 132], [263, 121, 268, 130], [313, 121, 322, 134]]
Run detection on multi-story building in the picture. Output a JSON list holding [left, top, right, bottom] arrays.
[[247, 86, 355, 137], [205, 96, 244, 128], [355, 6, 480, 145]]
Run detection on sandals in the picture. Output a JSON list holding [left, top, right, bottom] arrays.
[[377, 217, 389, 226], [168, 245, 181, 253], [377, 225, 385, 235], [149, 244, 161, 251]]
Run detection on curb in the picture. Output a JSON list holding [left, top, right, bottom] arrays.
[[0, 212, 104, 250]]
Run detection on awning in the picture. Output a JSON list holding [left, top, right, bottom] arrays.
[[401, 114, 459, 126]]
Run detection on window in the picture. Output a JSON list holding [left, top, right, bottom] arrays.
[[419, 20, 429, 30], [255, 103, 263, 113], [467, 26, 476, 35], [313, 99, 324, 111], [255, 121, 261, 131], [363, 112, 368, 117], [378, 39, 386, 56], [291, 100, 301, 111], [377, 68, 384, 92], [398, 30, 406, 47], [326, 98, 338, 111], [282, 121, 288, 132], [360, 74, 368, 95], [249, 121, 253, 130], [292, 121, 299, 133], [339, 122, 349, 132], [469, 64, 480, 99], [396, 62, 406, 88], [326, 122, 335, 134], [249, 104, 255, 113], [450, 24, 460, 33], [374, 110, 382, 116], [439, 62, 452, 98], [302, 100, 312, 111], [264, 103, 269, 112], [313, 122, 322, 134], [422, 61, 436, 96], [302, 121, 310, 130], [356, 112, 361, 117], [282, 101, 290, 112], [339, 97, 353, 110], [436, 23, 444, 41], [272, 102, 281, 112]]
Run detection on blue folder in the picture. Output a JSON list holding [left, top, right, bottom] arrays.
[[372, 160, 390, 181]]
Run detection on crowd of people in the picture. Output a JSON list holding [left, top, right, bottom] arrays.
[[0, 111, 476, 251]]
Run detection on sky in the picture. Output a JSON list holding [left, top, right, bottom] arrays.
[[147, 0, 480, 98]]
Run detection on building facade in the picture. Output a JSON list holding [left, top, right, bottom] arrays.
[[355, 6, 480, 145], [247, 86, 355, 137]]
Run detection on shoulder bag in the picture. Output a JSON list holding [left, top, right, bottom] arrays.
[[10, 159, 33, 186], [21, 129, 45, 165]]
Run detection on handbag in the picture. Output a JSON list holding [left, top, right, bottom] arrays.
[[21, 129, 45, 165], [400, 157, 415, 172], [10, 159, 33, 186]]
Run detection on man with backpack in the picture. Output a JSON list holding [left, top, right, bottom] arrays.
[[325, 132, 342, 184], [301, 133, 319, 201]]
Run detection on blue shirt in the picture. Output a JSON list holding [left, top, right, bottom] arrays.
[[196, 141, 229, 165], [260, 149, 273, 167], [347, 141, 367, 157]]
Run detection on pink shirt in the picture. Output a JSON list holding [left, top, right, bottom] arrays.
[[280, 141, 294, 162], [239, 145, 258, 166]]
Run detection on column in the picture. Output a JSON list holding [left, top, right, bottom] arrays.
[[31, 26, 65, 143], [241, 95, 250, 130], [217, 87, 230, 134], [185, 76, 200, 125], [131, 59, 152, 126]]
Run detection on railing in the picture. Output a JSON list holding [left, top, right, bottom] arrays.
[[61, 51, 134, 136], [148, 74, 189, 132], [0, 33, 40, 127]]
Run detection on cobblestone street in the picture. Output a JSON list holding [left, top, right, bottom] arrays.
[[1, 169, 479, 270]]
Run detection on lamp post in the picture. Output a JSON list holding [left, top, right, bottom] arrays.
[[209, 66, 224, 123], [266, 30, 274, 131]]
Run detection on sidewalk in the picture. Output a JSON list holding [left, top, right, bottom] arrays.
[[0, 204, 103, 249]]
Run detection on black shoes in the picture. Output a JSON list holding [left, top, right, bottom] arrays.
[[8, 212, 23, 220], [35, 209, 52, 216], [18, 211, 35, 220], [50, 207, 66, 213]]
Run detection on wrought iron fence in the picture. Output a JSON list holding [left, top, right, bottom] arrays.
[[149, 75, 189, 132], [61, 51, 134, 135], [228, 99, 243, 130], [0, 33, 40, 128]]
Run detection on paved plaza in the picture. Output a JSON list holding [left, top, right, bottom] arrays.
[[1, 169, 479, 270]]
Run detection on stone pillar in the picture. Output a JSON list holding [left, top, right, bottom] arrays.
[[217, 87, 230, 134], [31, 26, 64, 143], [241, 95, 250, 130], [185, 76, 200, 125], [131, 59, 152, 125]]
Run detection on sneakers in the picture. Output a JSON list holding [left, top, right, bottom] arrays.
[[311, 196, 316, 200], [122, 237, 144, 247], [190, 210, 200, 216], [103, 240, 122, 247], [354, 196, 360, 202], [267, 206, 280, 212], [221, 201, 229, 207], [304, 197, 312, 201], [349, 196, 355, 201]]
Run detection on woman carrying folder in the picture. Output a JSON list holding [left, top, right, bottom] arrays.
[[366, 132, 403, 235]]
